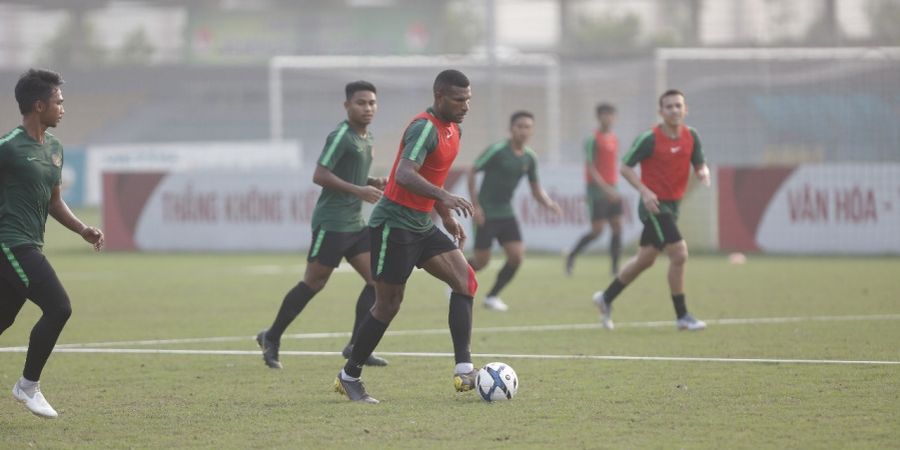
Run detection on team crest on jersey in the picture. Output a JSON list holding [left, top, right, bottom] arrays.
[[51, 153, 62, 167]]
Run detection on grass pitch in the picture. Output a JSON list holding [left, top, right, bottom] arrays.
[[1, 210, 898, 449]]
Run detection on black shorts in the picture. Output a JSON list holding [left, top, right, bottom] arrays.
[[474, 217, 522, 249], [370, 224, 459, 284], [589, 194, 624, 221], [307, 227, 370, 268], [639, 213, 683, 249]]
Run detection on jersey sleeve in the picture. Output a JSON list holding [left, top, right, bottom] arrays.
[[622, 130, 655, 167], [584, 137, 596, 163], [689, 127, 706, 166], [473, 142, 504, 171], [317, 123, 351, 170], [401, 119, 438, 166], [526, 149, 539, 183]]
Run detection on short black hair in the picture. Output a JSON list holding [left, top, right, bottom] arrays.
[[509, 110, 534, 126], [345, 80, 376, 100], [658, 89, 685, 107], [433, 69, 470, 93], [595, 103, 616, 116], [15, 68, 64, 115]]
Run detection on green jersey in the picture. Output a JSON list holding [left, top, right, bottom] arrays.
[[0, 126, 63, 248], [311, 121, 374, 232], [473, 140, 538, 220]]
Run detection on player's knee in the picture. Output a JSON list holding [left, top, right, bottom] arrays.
[[670, 249, 688, 266], [49, 301, 72, 324], [506, 254, 523, 267], [464, 264, 478, 296], [303, 278, 328, 293]]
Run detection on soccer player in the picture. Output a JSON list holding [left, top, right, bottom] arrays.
[[466, 111, 560, 311], [565, 103, 623, 276], [593, 89, 710, 331], [256, 81, 389, 369], [0, 69, 105, 418], [334, 69, 476, 403]]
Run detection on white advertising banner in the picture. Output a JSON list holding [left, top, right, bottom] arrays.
[[86, 140, 302, 206], [755, 164, 900, 254]]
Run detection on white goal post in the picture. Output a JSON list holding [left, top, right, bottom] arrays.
[[268, 54, 563, 162]]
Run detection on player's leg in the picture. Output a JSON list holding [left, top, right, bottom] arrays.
[[0, 282, 27, 336], [483, 219, 523, 311], [467, 220, 494, 271], [592, 222, 661, 329], [608, 200, 625, 275], [658, 216, 704, 330], [419, 235, 478, 391], [258, 229, 337, 369], [566, 197, 606, 275], [337, 225, 418, 403], [11, 249, 70, 418], [343, 247, 388, 367]]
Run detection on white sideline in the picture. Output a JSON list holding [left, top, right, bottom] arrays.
[[35, 313, 900, 349], [0, 347, 897, 366]]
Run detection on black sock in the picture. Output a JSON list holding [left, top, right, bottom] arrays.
[[570, 232, 598, 259], [487, 262, 519, 297], [672, 294, 687, 319], [610, 233, 622, 273], [448, 293, 474, 364], [343, 312, 388, 378], [602, 278, 627, 305], [268, 282, 316, 341], [349, 285, 375, 346]]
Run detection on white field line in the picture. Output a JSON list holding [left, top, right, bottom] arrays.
[[0, 347, 897, 366], [36, 313, 900, 349]]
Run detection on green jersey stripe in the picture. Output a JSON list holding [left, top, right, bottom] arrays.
[[0, 128, 24, 146], [1, 243, 29, 288], [376, 225, 390, 275], [474, 141, 506, 169], [407, 121, 435, 162], [524, 146, 538, 160], [320, 123, 350, 167], [584, 137, 596, 162], [623, 130, 654, 166], [648, 214, 664, 243], [309, 229, 326, 259]]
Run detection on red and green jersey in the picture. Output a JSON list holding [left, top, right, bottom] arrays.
[[0, 126, 64, 248], [311, 120, 374, 232], [473, 140, 538, 220], [623, 124, 705, 220], [371, 108, 461, 233], [584, 130, 619, 186]]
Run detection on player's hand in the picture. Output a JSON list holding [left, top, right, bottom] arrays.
[[357, 185, 383, 204], [696, 165, 711, 187], [80, 226, 105, 252], [547, 200, 562, 216], [439, 192, 474, 218], [473, 205, 485, 226], [640, 188, 660, 214], [443, 217, 467, 249], [369, 177, 388, 191]]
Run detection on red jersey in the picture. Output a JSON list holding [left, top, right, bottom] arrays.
[[623, 124, 703, 201], [383, 111, 461, 212], [584, 130, 619, 185]]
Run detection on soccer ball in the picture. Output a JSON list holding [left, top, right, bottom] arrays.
[[476, 362, 518, 402]]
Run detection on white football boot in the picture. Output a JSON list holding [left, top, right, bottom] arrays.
[[12, 380, 58, 418], [592, 291, 615, 330], [483, 296, 509, 312]]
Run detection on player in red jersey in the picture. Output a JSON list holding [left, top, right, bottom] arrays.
[[565, 103, 624, 276], [334, 70, 476, 403], [593, 90, 710, 331]]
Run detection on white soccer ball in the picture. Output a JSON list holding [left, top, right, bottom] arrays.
[[476, 362, 518, 402]]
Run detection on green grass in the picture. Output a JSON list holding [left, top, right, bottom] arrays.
[[1, 209, 898, 449]]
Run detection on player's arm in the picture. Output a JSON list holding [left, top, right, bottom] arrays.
[[621, 131, 659, 213], [689, 128, 710, 186], [395, 119, 472, 218], [467, 146, 494, 225], [48, 185, 104, 251], [367, 175, 387, 191], [525, 152, 560, 214], [313, 165, 382, 203]]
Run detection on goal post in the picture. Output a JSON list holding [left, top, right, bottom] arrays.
[[268, 54, 562, 163]]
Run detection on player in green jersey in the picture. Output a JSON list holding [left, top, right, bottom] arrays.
[[466, 111, 561, 311], [1, 69, 105, 418], [257, 81, 388, 369]]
